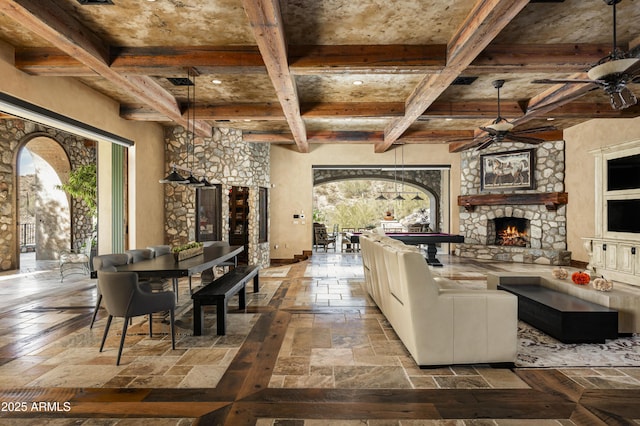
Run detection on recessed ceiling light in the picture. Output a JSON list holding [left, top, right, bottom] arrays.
[[211, 79, 222, 85], [353, 80, 363, 86], [445, 118, 453, 121], [547, 117, 555, 121]]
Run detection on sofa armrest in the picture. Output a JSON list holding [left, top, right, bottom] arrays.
[[438, 290, 518, 364]]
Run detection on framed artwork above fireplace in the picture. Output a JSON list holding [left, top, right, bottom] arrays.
[[480, 149, 535, 191]]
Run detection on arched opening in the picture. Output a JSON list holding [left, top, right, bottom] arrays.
[[17, 136, 71, 271], [313, 178, 435, 233]]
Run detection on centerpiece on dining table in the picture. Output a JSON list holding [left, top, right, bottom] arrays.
[[172, 241, 204, 262]]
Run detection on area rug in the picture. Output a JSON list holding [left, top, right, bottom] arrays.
[[516, 321, 640, 368]]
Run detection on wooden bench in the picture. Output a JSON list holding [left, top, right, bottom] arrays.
[[498, 283, 618, 343], [191, 265, 260, 336]]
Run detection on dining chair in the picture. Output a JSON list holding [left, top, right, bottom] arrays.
[[147, 245, 171, 257], [125, 248, 169, 292], [90, 254, 130, 329], [97, 270, 175, 365], [200, 241, 237, 285]]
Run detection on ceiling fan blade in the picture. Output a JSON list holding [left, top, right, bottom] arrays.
[[475, 138, 495, 151], [625, 59, 640, 76], [532, 78, 596, 84], [505, 134, 545, 144]]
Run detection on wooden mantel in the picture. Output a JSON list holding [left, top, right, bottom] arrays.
[[458, 192, 568, 212]]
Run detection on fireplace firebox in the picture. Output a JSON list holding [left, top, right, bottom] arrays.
[[490, 217, 530, 247]]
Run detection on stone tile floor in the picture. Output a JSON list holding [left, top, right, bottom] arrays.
[[1, 252, 639, 392], [0, 251, 639, 424]]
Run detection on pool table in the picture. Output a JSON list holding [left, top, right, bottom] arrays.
[[349, 232, 464, 267]]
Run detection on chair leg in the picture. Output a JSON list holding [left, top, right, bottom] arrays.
[[149, 313, 153, 337], [172, 278, 179, 302], [99, 315, 113, 352], [116, 317, 129, 366], [89, 293, 102, 329], [170, 309, 175, 350]]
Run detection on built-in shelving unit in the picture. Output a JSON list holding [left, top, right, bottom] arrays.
[[229, 186, 249, 264], [585, 139, 640, 286]]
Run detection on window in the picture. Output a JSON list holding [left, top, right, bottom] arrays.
[[259, 187, 268, 243]]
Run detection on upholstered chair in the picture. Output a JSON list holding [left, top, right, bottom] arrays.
[[200, 241, 237, 285], [90, 254, 130, 329], [147, 245, 171, 257], [125, 248, 169, 293], [97, 270, 175, 365]]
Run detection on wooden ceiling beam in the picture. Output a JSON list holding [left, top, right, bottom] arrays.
[[121, 100, 633, 122], [288, 45, 446, 75], [379, 0, 530, 153], [1, 0, 212, 137], [15, 43, 618, 76], [241, 0, 308, 153], [468, 43, 611, 73], [243, 129, 475, 144]]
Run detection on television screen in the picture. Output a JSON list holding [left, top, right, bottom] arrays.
[[608, 199, 640, 233], [608, 154, 640, 191]]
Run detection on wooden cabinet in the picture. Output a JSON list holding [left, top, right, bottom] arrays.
[[586, 238, 640, 285], [617, 244, 635, 274], [229, 186, 249, 263]]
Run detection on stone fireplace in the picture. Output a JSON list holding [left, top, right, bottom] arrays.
[[455, 141, 571, 265]]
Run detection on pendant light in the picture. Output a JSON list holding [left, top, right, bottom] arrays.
[[159, 165, 188, 184], [394, 146, 405, 200], [185, 68, 204, 187]]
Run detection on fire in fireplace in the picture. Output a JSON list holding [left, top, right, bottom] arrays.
[[493, 217, 529, 247]]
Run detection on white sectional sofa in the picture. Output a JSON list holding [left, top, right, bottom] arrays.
[[359, 232, 518, 367]]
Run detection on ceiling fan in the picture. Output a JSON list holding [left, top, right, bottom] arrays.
[[532, 0, 640, 110], [458, 79, 555, 151]]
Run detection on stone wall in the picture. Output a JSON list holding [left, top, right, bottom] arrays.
[[163, 126, 270, 268], [455, 141, 570, 265], [0, 119, 96, 271]]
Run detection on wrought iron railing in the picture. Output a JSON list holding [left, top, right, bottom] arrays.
[[19, 222, 35, 247]]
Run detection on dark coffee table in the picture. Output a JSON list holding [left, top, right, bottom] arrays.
[[498, 284, 618, 343]]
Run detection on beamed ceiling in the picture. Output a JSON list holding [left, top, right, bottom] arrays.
[[0, 0, 639, 153]]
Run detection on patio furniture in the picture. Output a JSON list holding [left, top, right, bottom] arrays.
[[59, 236, 92, 282], [97, 270, 175, 365], [314, 224, 336, 252]]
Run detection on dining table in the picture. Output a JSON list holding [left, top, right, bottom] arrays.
[[117, 244, 244, 301]]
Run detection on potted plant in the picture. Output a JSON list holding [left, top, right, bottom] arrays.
[[172, 241, 204, 262]]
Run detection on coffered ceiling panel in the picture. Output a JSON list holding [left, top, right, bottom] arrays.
[[0, 0, 638, 152]]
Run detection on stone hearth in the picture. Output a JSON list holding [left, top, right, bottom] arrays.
[[455, 141, 571, 265]]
